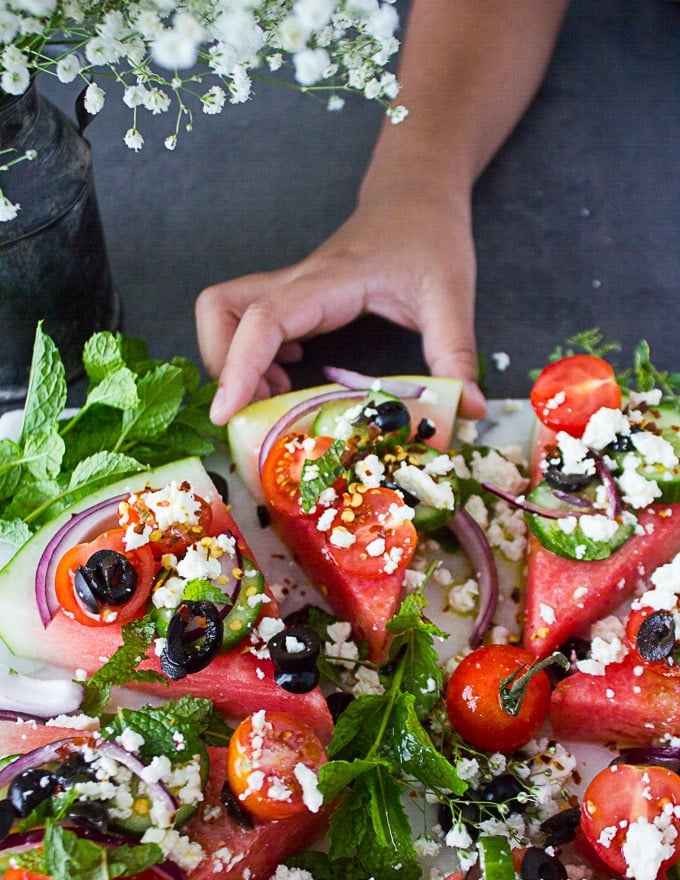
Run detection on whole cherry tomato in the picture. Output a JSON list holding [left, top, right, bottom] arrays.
[[530, 354, 622, 437], [446, 645, 557, 753]]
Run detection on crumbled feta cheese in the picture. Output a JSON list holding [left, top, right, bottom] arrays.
[[582, 407, 630, 451], [448, 578, 479, 614], [355, 454, 385, 488], [617, 456, 662, 508], [294, 762, 323, 812], [393, 464, 455, 510], [555, 432, 596, 476], [145, 482, 203, 530], [329, 526, 357, 548], [470, 449, 529, 495], [631, 430, 679, 468]]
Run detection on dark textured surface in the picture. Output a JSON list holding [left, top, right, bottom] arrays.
[[33, 0, 680, 405]]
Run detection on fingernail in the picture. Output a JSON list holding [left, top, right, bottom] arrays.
[[209, 386, 228, 425], [462, 380, 487, 418]]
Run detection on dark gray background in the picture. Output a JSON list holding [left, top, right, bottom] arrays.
[[41, 0, 679, 402]]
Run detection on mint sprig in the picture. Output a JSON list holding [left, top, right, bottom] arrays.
[[299, 439, 347, 513], [0, 323, 228, 543], [311, 582, 464, 880]]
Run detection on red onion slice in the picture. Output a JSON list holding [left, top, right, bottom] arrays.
[[323, 366, 426, 399], [481, 483, 598, 518], [0, 667, 83, 718], [591, 449, 624, 517], [35, 494, 126, 627], [617, 746, 680, 771], [447, 508, 498, 648], [258, 389, 369, 476], [0, 736, 84, 787]]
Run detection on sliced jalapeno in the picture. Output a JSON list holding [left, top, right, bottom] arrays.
[[221, 555, 266, 651]]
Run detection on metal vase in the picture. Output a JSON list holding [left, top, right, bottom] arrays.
[[0, 81, 119, 401]]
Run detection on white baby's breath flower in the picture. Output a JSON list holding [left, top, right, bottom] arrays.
[[228, 65, 251, 103], [152, 25, 199, 70], [278, 14, 310, 52], [212, 10, 264, 63], [202, 84, 226, 115], [143, 87, 171, 114], [0, 11, 20, 45], [327, 94, 345, 111], [268, 52, 283, 71], [83, 81, 106, 115], [294, 0, 335, 31], [55, 53, 81, 83], [123, 84, 148, 108], [387, 103, 408, 124], [1, 64, 29, 95], [10, 0, 56, 15], [0, 194, 20, 222], [164, 135, 177, 150], [294, 47, 331, 85], [124, 127, 144, 151], [366, 3, 399, 40]]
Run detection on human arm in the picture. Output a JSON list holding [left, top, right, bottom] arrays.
[[197, 0, 570, 424]]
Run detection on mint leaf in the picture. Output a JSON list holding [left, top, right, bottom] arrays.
[[23, 426, 65, 480], [85, 366, 140, 411], [299, 439, 347, 513], [81, 613, 165, 716], [105, 696, 213, 763], [319, 756, 390, 801], [20, 323, 67, 443], [0, 438, 23, 498], [183, 578, 230, 604], [39, 821, 163, 880], [326, 694, 388, 759], [384, 692, 466, 794], [0, 516, 31, 548], [120, 363, 185, 443], [83, 330, 127, 385], [68, 451, 146, 492]]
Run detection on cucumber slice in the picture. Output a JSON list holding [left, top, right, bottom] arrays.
[[526, 481, 635, 561], [477, 835, 516, 880], [312, 391, 410, 447], [611, 403, 680, 503]]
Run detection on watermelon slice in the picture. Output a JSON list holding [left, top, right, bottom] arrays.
[[0, 721, 329, 880], [550, 653, 680, 746], [228, 376, 462, 503], [523, 422, 680, 658], [227, 377, 462, 662], [0, 458, 333, 741]]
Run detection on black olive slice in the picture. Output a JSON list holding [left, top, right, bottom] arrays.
[[479, 773, 527, 816], [8, 768, 58, 817], [0, 799, 13, 842], [521, 846, 568, 880], [268, 625, 322, 693], [415, 417, 436, 441], [636, 609, 676, 661], [220, 780, 254, 828], [540, 806, 581, 846], [75, 549, 138, 609], [66, 800, 110, 833], [208, 471, 229, 503], [543, 463, 595, 493], [161, 600, 224, 680], [372, 400, 410, 434], [326, 691, 354, 723]]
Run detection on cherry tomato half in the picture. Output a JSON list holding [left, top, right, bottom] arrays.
[[118, 485, 213, 559], [227, 710, 327, 821], [54, 528, 156, 627], [3, 869, 50, 880], [445, 645, 552, 753], [261, 433, 335, 516], [530, 354, 622, 437], [581, 764, 680, 877], [324, 485, 417, 577]]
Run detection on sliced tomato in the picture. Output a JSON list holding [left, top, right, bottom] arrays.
[[530, 354, 622, 437], [54, 528, 156, 627], [581, 764, 680, 877], [261, 433, 335, 516], [324, 485, 417, 577], [3, 870, 49, 880], [118, 485, 213, 559], [227, 710, 327, 821]]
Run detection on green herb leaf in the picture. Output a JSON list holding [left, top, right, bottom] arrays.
[[183, 578, 230, 604], [319, 756, 391, 801], [0, 516, 31, 548], [0, 438, 23, 498], [82, 331, 127, 385], [120, 363, 185, 443], [299, 439, 347, 513], [81, 613, 166, 716], [68, 451, 146, 492], [20, 322, 67, 444], [23, 426, 65, 480], [85, 366, 140, 411], [360, 768, 420, 880]]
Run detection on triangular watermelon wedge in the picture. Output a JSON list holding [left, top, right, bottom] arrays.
[[550, 652, 680, 747], [0, 458, 333, 741], [0, 721, 329, 880], [523, 421, 680, 658], [227, 377, 462, 662]]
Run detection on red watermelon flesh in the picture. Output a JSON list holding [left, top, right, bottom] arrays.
[[523, 504, 680, 658], [523, 418, 680, 657], [0, 724, 328, 880], [269, 506, 404, 662], [551, 653, 680, 746], [26, 501, 333, 742]]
